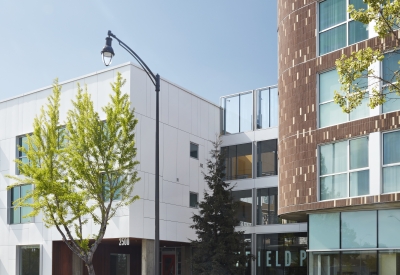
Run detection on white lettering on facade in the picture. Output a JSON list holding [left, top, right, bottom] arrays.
[[300, 250, 306, 267], [266, 251, 271, 267], [285, 251, 291, 267], [275, 251, 281, 267], [119, 238, 129, 246]]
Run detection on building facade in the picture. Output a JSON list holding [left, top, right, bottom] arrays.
[[220, 87, 307, 275], [278, 0, 400, 274], [0, 62, 220, 275]]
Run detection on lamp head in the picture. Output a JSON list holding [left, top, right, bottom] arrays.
[[101, 36, 114, 66]]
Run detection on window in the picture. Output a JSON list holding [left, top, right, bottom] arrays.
[[319, 69, 369, 128], [256, 87, 278, 129], [110, 254, 129, 275], [232, 190, 252, 226], [319, 0, 368, 55], [18, 245, 40, 275], [100, 173, 122, 201], [190, 142, 198, 159], [189, 192, 198, 208], [222, 92, 253, 134], [383, 130, 400, 193], [382, 52, 400, 113], [256, 187, 279, 225], [16, 136, 29, 175], [10, 184, 33, 224], [222, 143, 252, 180], [319, 137, 369, 200], [256, 140, 277, 177]]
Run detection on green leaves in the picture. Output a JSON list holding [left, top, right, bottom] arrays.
[[7, 72, 140, 271]]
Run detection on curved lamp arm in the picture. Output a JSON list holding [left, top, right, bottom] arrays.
[[107, 30, 160, 92]]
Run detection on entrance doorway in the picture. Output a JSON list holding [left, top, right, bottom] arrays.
[[110, 253, 130, 275], [160, 247, 182, 275]]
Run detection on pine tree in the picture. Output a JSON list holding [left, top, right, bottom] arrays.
[[191, 138, 252, 275]]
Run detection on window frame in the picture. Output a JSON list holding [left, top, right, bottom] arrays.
[[381, 129, 400, 194], [189, 192, 198, 208], [256, 139, 278, 177], [17, 245, 41, 275], [190, 142, 199, 160], [318, 136, 370, 201], [381, 51, 400, 113], [222, 142, 253, 181], [9, 184, 34, 224], [318, 0, 369, 56]]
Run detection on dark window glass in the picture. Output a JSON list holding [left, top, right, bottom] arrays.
[[110, 254, 129, 275], [190, 143, 198, 159], [20, 246, 40, 275], [243, 234, 252, 275], [309, 252, 340, 275], [256, 233, 307, 275], [222, 143, 252, 180], [189, 192, 198, 208], [256, 188, 279, 225], [10, 185, 33, 224], [257, 140, 277, 177], [341, 251, 377, 274], [232, 190, 252, 226]]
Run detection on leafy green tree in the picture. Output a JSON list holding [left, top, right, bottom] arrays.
[[334, 0, 400, 113], [8, 72, 139, 275], [190, 139, 252, 275]]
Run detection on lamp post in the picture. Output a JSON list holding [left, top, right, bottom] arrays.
[[101, 30, 160, 275]]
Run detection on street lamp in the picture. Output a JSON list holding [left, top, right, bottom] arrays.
[[101, 30, 161, 275]]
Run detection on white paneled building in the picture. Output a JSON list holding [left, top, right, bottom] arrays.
[[0, 63, 220, 275]]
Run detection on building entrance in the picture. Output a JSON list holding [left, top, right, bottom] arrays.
[[160, 247, 182, 275]]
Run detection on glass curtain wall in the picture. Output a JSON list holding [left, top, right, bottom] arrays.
[[257, 233, 308, 275], [319, 0, 368, 55], [309, 209, 400, 275], [256, 187, 279, 225], [256, 87, 278, 129], [223, 92, 253, 134], [222, 143, 252, 180], [232, 190, 253, 226], [257, 140, 277, 177]]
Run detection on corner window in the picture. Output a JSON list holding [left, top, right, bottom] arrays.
[[232, 190, 252, 226], [222, 92, 253, 134], [319, 137, 369, 200], [189, 192, 198, 208], [319, 69, 368, 128], [382, 52, 400, 113], [222, 143, 253, 180], [18, 245, 40, 275], [256, 87, 278, 129], [319, 0, 368, 55], [383, 131, 400, 193], [10, 184, 33, 224], [190, 143, 199, 159], [256, 140, 277, 177]]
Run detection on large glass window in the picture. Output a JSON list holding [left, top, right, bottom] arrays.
[[319, 69, 369, 128], [319, 0, 368, 55], [382, 52, 400, 113], [341, 211, 377, 249], [232, 190, 252, 226], [379, 250, 400, 275], [379, 209, 400, 248], [256, 140, 277, 177], [257, 233, 307, 275], [16, 136, 29, 175], [383, 131, 400, 193], [223, 92, 253, 134], [309, 213, 340, 250], [256, 187, 279, 225], [10, 184, 33, 224], [222, 143, 252, 180], [19, 245, 40, 275], [319, 137, 369, 200], [256, 87, 278, 129], [110, 254, 129, 275], [309, 252, 340, 275]]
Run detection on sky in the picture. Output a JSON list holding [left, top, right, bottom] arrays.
[[0, 0, 277, 105]]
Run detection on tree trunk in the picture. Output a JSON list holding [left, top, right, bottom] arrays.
[[86, 262, 96, 275]]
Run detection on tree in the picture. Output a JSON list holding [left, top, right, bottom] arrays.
[[190, 139, 252, 275], [334, 0, 400, 113], [7, 72, 139, 275]]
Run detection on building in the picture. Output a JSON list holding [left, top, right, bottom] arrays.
[[220, 87, 307, 275], [278, 0, 400, 274], [0, 62, 220, 275]]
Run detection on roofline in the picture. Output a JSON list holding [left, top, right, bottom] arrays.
[[0, 62, 219, 108]]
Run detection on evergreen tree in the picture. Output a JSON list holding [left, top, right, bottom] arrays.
[[191, 139, 252, 275]]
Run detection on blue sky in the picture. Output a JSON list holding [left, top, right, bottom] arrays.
[[0, 0, 277, 105]]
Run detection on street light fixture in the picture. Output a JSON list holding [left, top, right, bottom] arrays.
[[101, 30, 161, 275]]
